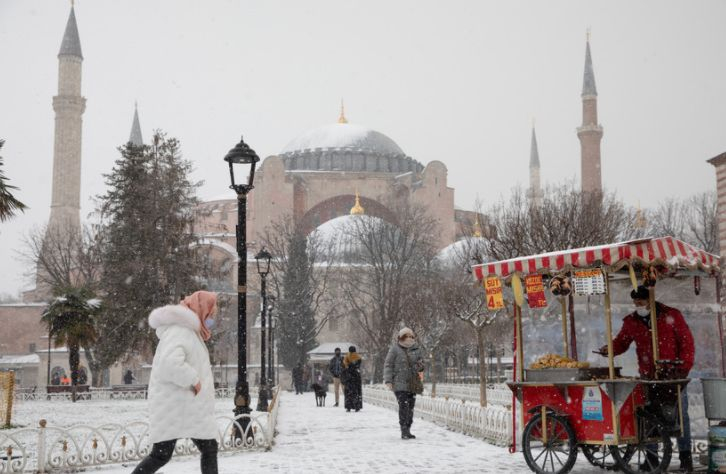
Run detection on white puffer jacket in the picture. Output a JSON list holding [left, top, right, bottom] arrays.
[[147, 305, 217, 443]]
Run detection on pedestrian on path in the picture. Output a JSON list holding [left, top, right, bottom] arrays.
[[292, 363, 304, 394], [384, 327, 424, 440], [328, 347, 344, 406], [341, 346, 362, 412], [131, 291, 219, 474]]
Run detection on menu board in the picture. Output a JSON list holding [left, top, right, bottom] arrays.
[[524, 274, 547, 308], [485, 276, 505, 310], [572, 269, 606, 295]]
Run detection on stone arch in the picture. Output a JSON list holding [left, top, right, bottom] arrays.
[[300, 195, 396, 235]]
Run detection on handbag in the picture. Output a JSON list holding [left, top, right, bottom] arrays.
[[404, 349, 424, 395]]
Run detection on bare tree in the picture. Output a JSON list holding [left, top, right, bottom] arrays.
[[485, 183, 639, 260], [337, 200, 440, 382], [259, 215, 338, 368], [648, 191, 717, 254]]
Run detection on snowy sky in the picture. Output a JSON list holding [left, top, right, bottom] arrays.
[[1, 0, 725, 296]]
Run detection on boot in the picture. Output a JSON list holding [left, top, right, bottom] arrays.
[[401, 427, 416, 440], [678, 451, 693, 473]]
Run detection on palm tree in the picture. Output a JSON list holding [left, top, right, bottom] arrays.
[[0, 139, 27, 222], [42, 287, 100, 402]]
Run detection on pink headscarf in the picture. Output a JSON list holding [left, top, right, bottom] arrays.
[[180, 291, 218, 341]]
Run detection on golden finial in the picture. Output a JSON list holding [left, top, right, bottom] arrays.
[[473, 214, 482, 238], [338, 99, 348, 124], [586, 28, 591, 43], [634, 201, 647, 229], [350, 191, 365, 215]]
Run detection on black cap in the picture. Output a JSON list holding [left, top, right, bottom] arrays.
[[630, 285, 650, 300], [334, 347, 341, 352], [349, 346, 356, 353]]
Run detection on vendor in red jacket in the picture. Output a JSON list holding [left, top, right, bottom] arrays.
[[598, 284, 695, 471], [600, 285, 694, 379]]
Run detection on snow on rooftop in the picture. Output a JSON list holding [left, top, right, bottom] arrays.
[[281, 122, 404, 156], [0, 354, 40, 364]]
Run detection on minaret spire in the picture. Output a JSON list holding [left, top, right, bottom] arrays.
[[577, 31, 603, 194], [528, 124, 543, 206], [129, 102, 143, 146], [48, 5, 86, 233]]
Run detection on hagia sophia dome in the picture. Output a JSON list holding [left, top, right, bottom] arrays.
[[278, 107, 424, 174]]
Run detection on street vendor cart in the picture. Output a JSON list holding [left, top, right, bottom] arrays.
[[472, 237, 724, 474]]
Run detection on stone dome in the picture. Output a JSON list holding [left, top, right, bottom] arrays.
[[279, 122, 423, 174]]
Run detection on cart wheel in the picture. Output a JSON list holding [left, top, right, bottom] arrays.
[[609, 414, 672, 474], [522, 412, 578, 474], [581, 444, 627, 470]]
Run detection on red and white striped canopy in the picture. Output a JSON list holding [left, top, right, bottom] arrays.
[[472, 236, 720, 281]]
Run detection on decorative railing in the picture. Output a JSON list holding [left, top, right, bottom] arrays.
[[14, 387, 237, 402], [363, 385, 511, 447], [1, 387, 279, 473], [426, 383, 513, 406]]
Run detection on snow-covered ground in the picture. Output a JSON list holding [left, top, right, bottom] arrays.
[[31, 391, 608, 474]]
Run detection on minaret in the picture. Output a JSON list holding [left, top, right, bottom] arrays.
[[577, 32, 603, 194], [528, 124, 544, 206], [129, 103, 143, 146], [48, 5, 85, 232]]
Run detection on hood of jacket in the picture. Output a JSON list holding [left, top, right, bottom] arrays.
[[148, 304, 200, 337]]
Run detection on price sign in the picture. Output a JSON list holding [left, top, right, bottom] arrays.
[[484, 276, 505, 310], [572, 269, 606, 295], [524, 274, 547, 308]]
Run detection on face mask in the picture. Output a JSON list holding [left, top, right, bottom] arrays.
[[204, 318, 216, 329], [635, 307, 649, 317]]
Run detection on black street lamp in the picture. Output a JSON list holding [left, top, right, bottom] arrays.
[[223, 136, 259, 428], [266, 294, 276, 385], [255, 248, 272, 411]]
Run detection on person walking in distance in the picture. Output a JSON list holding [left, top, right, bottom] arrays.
[[292, 363, 304, 394], [328, 347, 344, 407], [384, 327, 424, 440], [123, 369, 136, 385], [131, 291, 219, 474], [341, 346, 363, 412]]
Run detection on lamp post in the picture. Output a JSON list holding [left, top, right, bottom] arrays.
[[267, 295, 277, 386], [223, 136, 259, 428], [255, 248, 272, 411]]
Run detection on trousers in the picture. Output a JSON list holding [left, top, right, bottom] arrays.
[[333, 377, 341, 404], [131, 438, 218, 474], [394, 391, 416, 429]]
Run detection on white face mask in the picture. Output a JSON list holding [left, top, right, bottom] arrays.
[[635, 307, 649, 317]]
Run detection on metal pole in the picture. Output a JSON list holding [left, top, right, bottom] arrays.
[[268, 312, 274, 385], [648, 285, 660, 379], [256, 275, 268, 411], [233, 193, 252, 428], [568, 292, 578, 360], [46, 328, 51, 386]]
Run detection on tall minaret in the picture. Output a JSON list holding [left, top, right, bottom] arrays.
[[528, 124, 544, 206], [129, 103, 143, 146], [577, 32, 603, 194], [48, 5, 85, 232]]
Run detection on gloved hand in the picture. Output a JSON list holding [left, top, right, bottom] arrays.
[[385, 383, 393, 391]]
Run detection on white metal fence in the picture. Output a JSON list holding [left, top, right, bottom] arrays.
[[14, 387, 237, 402], [363, 385, 511, 447], [0, 387, 281, 473], [425, 383, 513, 406]]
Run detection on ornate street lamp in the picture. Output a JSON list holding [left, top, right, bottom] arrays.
[[255, 248, 272, 411], [223, 136, 259, 428]]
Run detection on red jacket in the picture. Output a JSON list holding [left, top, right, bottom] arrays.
[[611, 302, 694, 379]]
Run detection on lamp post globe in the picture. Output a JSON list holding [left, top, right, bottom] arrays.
[[223, 136, 259, 434], [255, 248, 273, 411]]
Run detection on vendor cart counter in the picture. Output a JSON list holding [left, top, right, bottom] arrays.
[[507, 379, 689, 446]]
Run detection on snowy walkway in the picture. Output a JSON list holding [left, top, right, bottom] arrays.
[[92, 391, 608, 474]]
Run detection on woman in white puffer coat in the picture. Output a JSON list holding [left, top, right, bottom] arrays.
[[132, 291, 219, 474]]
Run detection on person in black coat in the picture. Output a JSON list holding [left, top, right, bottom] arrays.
[[292, 363, 304, 394], [341, 346, 362, 412]]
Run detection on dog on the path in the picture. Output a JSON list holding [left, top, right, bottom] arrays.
[[311, 383, 326, 407]]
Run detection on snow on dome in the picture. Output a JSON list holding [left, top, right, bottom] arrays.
[[310, 214, 386, 263], [311, 214, 384, 243], [281, 123, 404, 156], [437, 237, 490, 268]]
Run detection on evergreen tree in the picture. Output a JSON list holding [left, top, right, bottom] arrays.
[[96, 132, 201, 363], [277, 230, 317, 369], [0, 139, 27, 222]]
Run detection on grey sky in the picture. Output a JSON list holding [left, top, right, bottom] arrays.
[[1, 0, 725, 296]]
